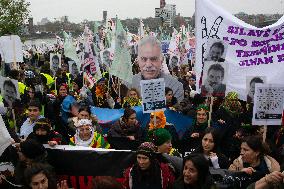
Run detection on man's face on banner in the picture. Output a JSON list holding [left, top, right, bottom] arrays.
[[52, 57, 59, 71], [171, 56, 178, 68], [3, 83, 16, 105], [138, 43, 162, 80], [207, 69, 223, 88], [72, 64, 79, 75], [209, 46, 223, 61], [103, 51, 111, 66]]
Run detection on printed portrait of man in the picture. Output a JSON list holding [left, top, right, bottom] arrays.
[[169, 55, 179, 72], [50, 54, 61, 75], [102, 49, 112, 67], [247, 77, 265, 103], [201, 63, 226, 97], [205, 41, 226, 62], [69, 62, 79, 76], [125, 36, 184, 102], [1, 78, 19, 107]]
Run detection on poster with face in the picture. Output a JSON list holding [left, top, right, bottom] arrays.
[[0, 76, 19, 107], [246, 76, 266, 103], [201, 62, 227, 97], [204, 40, 228, 62], [50, 53, 61, 75], [100, 48, 114, 68], [68, 61, 79, 76], [169, 55, 180, 71]]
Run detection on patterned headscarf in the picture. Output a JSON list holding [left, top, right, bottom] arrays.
[[136, 142, 157, 158], [221, 92, 243, 115], [149, 111, 167, 130], [196, 104, 209, 112]]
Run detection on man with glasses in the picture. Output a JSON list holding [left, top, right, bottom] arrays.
[[125, 36, 184, 102]]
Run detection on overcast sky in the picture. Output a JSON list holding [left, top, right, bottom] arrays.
[[27, 0, 284, 23]]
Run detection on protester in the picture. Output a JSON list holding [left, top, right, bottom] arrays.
[[181, 105, 211, 154], [147, 111, 179, 148], [165, 87, 178, 108], [213, 92, 244, 160], [20, 100, 44, 139], [15, 139, 48, 185], [24, 163, 57, 189], [27, 118, 64, 145], [151, 128, 181, 157], [68, 106, 102, 136], [108, 108, 145, 150], [229, 135, 280, 183], [69, 119, 110, 148], [115, 88, 142, 109], [193, 127, 230, 169], [92, 176, 123, 189], [123, 142, 175, 189], [173, 154, 216, 189]]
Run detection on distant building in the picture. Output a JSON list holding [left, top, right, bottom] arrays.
[[37, 18, 51, 25], [28, 17, 34, 34], [61, 16, 69, 23], [103, 11, 107, 26], [164, 4, 176, 27]]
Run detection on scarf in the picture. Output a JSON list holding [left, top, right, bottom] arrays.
[[74, 127, 95, 147], [220, 92, 243, 116], [148, 111, 166, 130]]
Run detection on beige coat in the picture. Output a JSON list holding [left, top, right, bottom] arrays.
[[229, 155, 280, 172]]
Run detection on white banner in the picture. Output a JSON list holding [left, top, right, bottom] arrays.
[[0, 35, 23, 63], [195, 0, 284, 100], [252, 84, 284, 125]]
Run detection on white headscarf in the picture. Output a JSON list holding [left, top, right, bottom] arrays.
[[74, 119, 94, 147]]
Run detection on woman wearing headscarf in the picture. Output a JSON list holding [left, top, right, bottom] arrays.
[[123, 142, 175, 189], [108, 108, 145, 150], [69, 119, 110, 148], [213, 91, 245, 160], [146, 111, 179, 149], [181, 105, 212, 155], [26, 118, 65, 145], [150, 128, 181, 157]]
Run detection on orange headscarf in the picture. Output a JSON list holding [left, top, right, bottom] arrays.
[[148, 111, 167, 130]]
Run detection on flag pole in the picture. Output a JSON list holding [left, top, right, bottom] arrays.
[[208, 96, 214, 127], [263, 125, 267, 142]]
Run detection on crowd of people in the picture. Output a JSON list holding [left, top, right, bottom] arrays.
[[0, 28, 283, 189]]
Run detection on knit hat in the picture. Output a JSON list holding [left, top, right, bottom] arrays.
[[77, 119, 92, 127], [136, 142, 157, 158], [151, 128, 172, 146], [20, 139, 46, 160]]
